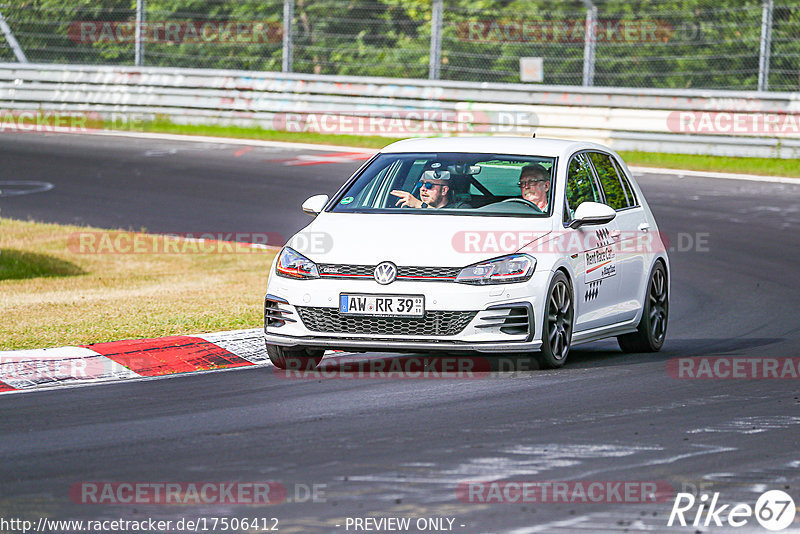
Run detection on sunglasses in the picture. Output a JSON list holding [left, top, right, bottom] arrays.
[[420, 181, 444, 189]]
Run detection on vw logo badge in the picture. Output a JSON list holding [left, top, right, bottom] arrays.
[[374, 262, 397, 285]]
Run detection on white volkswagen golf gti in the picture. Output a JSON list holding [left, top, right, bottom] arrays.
[[264, 137, 669, 369]]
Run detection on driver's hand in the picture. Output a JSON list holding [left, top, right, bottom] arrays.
[[391, 190, 423, 208]]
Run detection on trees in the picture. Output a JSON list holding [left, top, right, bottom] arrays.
[[0, 0, 796, 91]]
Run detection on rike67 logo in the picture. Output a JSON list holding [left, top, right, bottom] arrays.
[[668, 490, 796, 531]]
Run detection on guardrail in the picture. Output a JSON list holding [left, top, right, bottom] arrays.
[[1, 63, 799, 159]]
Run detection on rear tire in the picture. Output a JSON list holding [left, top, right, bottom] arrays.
[[617, 262, 668, 353], [266, 343, 324, 370], [537, 271, 574, 369]]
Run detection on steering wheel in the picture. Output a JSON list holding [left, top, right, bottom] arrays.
[[499, 198, 543, 212]]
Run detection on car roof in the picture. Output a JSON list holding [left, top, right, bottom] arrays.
[[379, 136, 612, 158]]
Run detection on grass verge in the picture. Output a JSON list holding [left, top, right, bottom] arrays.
[[136, 120, 800, 178], [618, 151, 800, 178], [140, 118, 407, 149], [0, 218, 275, 350]]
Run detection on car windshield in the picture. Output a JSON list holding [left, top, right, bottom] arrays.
[[331, 152, 556, 217]]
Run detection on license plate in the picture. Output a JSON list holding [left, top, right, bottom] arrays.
[[339, 294, 425, 317]]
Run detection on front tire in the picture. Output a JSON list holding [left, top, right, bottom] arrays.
[[617, 262, 668, 353], [537, 271, 574, 369], [266, 343, 324, 370]]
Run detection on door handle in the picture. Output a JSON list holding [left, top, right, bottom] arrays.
[[638, 223, 651, 233]]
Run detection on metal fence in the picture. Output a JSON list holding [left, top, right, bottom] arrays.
[[0, 0, 798, 92], [3, 62, 800, 159]]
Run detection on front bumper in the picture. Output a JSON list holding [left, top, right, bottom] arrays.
[[263, 331, 542, 353], [264, 271, 551, 354]]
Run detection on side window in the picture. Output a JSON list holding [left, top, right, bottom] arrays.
[[565, 153, 601, 219], [588, 152, 629, 210], [612, 159, 638, 208], [362, 159, 402, 208]]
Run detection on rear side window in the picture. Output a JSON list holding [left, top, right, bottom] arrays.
[[613, 159, 638, 208], [565, 153, 602, 219], [588, 152, 637, 210], [589, 152, 626, 210]]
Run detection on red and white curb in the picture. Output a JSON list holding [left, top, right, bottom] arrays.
[[0, 329, 270, 395]]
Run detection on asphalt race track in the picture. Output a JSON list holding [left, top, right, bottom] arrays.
[[2, 133, 800, 533]]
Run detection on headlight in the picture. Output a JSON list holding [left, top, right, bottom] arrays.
[[275, 247, 319, 279], [456, 254, 536, 285]]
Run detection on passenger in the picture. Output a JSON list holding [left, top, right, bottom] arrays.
[[518, 164, 551, 211]]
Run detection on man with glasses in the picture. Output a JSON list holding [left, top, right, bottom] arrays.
[[518, 163, 551, 212], [391, 169, 468, 209]]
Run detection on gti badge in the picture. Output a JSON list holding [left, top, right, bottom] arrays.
[[374, 262, 397, 285]]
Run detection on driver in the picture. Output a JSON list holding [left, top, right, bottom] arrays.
[[391, 169, 469, 209], [518, 164, 551, 211]]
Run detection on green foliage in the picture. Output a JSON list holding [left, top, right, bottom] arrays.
[[565, 154, 600, 214], [589, 152, 630, 210], [291, 0, 429, 77], [0, 0, 797, 90]]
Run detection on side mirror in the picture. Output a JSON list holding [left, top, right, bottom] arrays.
[[301, 194, 329, 216], [569, 201, 616, 229]]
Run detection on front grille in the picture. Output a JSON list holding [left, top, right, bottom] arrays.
[[317, 264, 460, 281], [296, 307, 476, 337], [318, 264, 373, 277], [399, 266, 460, 279]]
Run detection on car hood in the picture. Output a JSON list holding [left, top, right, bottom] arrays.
[[287, 212, 555, 266]]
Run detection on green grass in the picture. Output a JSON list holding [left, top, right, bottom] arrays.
[[618, 151, 800, 178], [0, 249, 85, 280], [0, 218, 275, 350], [139, 118, 406, 149]]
